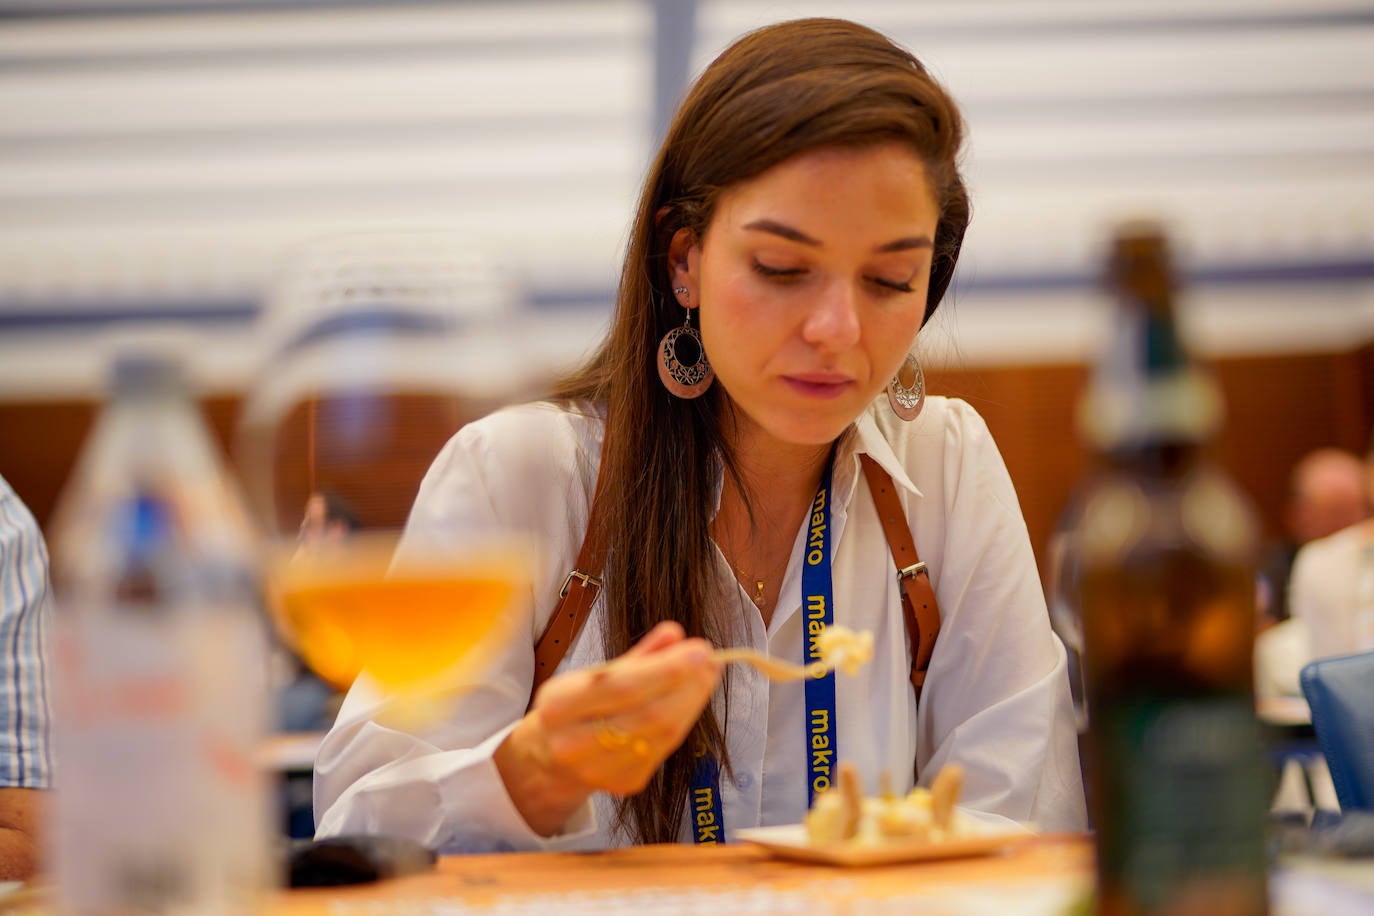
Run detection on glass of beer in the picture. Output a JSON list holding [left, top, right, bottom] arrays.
[[237, 232, 539, 727], [266, 530, 531, 729]]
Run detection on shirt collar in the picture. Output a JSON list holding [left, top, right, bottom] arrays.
[[831, 405, 924, 511]]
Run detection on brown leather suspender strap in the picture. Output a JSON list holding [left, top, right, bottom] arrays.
[[529, 474, 609, 705], [530, 454, 942, 703], [858, 453, 942, 697]]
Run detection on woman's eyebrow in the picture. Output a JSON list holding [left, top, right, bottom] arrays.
[[876, 236, 934, 253], [744, 218, 819, 246], [743, 218, 933, 253]]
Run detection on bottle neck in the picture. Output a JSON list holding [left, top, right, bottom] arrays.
[[1098, 436, 1208, 480], [1079, 292, 1222, 454]]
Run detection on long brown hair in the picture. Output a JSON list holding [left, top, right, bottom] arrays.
[[552, 17, 970, 845]]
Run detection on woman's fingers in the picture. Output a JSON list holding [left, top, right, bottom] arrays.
[[536, 625, 720, 712], [529, 633, 723, 796], [544, 704, 693, 795], [566, 655, 715, 752], [540, 636, 719, 723], [526, 621, 685, 711]]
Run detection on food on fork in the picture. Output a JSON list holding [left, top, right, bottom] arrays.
[[712, 625, 874, 681], [804, 761, 969, 845], [814, 625, 874, 676]]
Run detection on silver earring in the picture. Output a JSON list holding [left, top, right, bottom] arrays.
[[657, 289, 713, 399], [887, 352, 925, 421]]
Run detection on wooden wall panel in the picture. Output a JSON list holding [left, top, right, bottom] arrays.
[[1211, 351, 1371, 538], [0, 392, 471, 539], [0, 400, 98, 533], [1359, 341, 1374, 445], [925, 363, 1090, 572], [0, 395, 242, 539], [926, 349, 1372, 569], [263, 394, 476, 533], [3, 348, 1371, 577]]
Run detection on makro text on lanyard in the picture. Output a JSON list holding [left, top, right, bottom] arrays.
[[691, 459, 839, 845]]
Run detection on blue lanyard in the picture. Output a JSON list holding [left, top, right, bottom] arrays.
[[801, 460, 839, 807], [690, 752, 724, 845], [689, 460, 839, 843]]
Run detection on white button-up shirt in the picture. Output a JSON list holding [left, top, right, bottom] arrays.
[[314, 396, 1087, 851], [1289, 521, 1374, 660]]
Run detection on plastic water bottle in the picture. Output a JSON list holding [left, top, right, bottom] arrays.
[[48, 350, 271, 913]]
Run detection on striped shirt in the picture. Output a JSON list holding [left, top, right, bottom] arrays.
[[0, 474, 53, 788]]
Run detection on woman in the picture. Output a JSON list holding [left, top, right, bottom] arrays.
[[314, 17, 1086, 851]]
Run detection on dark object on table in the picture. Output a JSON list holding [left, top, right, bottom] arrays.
[[288, 834, 437, 887], [1310, 811, 1374, 858], [1300, 650, 1374, 812], [1272, 811, 1374, 859]]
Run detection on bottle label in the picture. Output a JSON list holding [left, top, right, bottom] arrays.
[[1094, 693, 1269, 912], [51, 606, 270, 912]]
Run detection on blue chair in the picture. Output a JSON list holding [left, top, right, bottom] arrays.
[[1300, 651, 1374, 812]]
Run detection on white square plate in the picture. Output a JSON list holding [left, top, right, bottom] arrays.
[[735, 820, 1035, 867]]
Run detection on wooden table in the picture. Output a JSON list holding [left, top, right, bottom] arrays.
[[271, 835, 1094, 914], [7, 835, 1367, 913]]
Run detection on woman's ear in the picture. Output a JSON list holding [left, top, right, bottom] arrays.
[[667, 227, 700, 309]]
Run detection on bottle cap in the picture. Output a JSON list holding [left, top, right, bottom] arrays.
[[110, 351, 187, 396], [98, 326, 196, 398], [1107, 223, 1172, 310]]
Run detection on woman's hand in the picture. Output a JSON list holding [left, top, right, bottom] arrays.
[[494, 621, 722, 836]]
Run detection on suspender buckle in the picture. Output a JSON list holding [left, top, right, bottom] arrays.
[[897, 561, 928, 581], [560, 569, 603, 598]]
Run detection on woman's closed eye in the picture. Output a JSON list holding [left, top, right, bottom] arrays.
[[752, 257, 919, 298], [753, 260, 914, 291], [868, 275, 915, 295], [752, 259, 806, 282]]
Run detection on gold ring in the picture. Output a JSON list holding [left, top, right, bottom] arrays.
[[596, 719, 650, 757]]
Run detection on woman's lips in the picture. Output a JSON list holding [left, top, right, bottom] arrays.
[[782, 374, 855, 400]]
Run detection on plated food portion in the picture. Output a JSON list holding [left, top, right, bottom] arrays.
[[807, 761, 965, 845], [738, 761, 1033, 866]]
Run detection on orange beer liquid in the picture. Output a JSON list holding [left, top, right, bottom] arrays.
[[271, 535, 526, 694]]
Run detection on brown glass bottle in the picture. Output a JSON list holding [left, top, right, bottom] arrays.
[[1077, 224, 1269, 915]]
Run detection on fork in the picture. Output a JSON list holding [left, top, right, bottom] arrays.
[[711, 647, 831, 681]]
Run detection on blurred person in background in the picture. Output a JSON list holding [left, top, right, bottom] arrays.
[[298, 489, 360, 550], [1257, 447, 1369, 628], [0, 475, 52, 879], [1287, 436, 1374, 659], [315, 17, 1084, 852], [1256, 441, 1374, 697]]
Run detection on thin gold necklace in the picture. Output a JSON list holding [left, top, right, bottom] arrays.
[[736, 569, 767, 609], [717, 531, 769, 609], [717, 502, 798, 612]]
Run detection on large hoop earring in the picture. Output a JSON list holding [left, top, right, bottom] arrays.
[[887, 352, 925, 421], [657, 288, 714, 399]]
